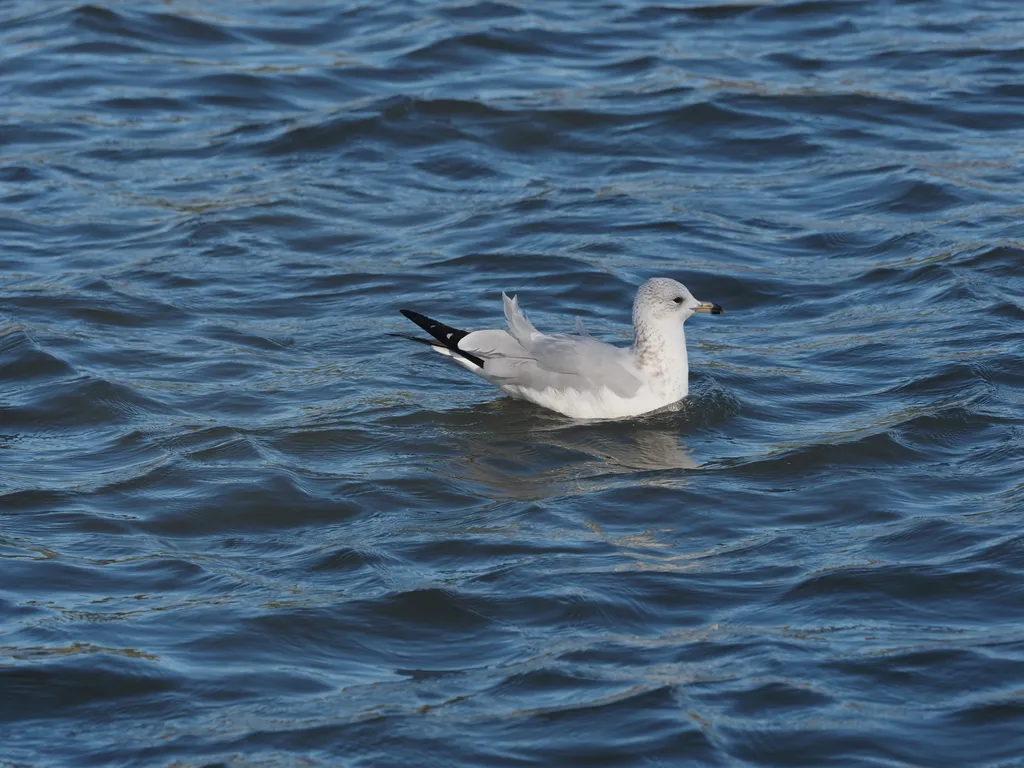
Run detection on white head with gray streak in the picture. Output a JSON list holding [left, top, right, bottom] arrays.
[[632, 277, 724, 329]]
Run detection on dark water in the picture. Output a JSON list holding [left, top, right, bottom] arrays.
[[2, 0, 1023, 765]]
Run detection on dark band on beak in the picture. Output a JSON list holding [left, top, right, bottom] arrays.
[[695, 302, 725, 315]]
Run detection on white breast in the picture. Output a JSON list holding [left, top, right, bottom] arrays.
[[500, 380, 687, 420]]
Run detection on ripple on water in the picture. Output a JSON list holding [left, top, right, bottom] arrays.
[[2, 0, 1024, 765]]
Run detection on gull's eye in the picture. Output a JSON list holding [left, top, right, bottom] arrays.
[[673, 297, 684, 305]]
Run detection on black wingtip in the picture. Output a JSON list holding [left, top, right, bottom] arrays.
[[388, 332, 438, 348], [400, 308, 436, 327], [397, 308, 485, 368]]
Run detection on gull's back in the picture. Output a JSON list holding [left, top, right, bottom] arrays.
[[450, 294, 652, 417]]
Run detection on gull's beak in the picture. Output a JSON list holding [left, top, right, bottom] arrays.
[[694, 301, 724, 315]]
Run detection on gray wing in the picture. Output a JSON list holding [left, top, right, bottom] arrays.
[[457, 294, 643, 398]]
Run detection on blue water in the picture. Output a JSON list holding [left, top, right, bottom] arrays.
[[2, 1, 1023, 765]]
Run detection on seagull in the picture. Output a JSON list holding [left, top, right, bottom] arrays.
[[393, 277, 724, 420]]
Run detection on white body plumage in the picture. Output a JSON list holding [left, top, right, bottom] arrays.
[[398, 278, 723, 420]]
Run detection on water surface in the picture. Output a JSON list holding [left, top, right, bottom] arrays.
[[2, 0, 1023, 765]]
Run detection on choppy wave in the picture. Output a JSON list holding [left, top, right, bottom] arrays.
[[2, 0, 1023, 765]]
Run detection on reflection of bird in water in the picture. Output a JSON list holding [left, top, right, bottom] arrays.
[[432, 400, 699, 502]]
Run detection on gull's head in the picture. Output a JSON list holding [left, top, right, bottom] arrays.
[[633, 277, 724, 326]]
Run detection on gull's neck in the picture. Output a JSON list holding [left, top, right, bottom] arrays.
[[632, 316, 689, 397]]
